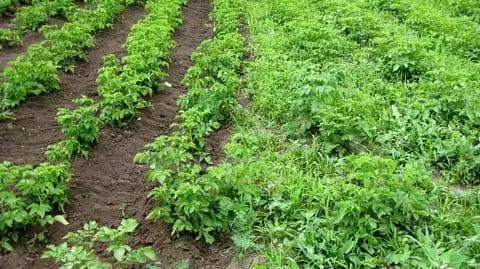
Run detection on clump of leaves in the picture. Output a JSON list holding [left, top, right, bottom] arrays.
[[0, 110, 15, 121], [0, 161, 71, 251], [46, 96, 101, 161], [42, 218, 157, 268]]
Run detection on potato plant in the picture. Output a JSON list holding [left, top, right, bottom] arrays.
[[42, 218, 157, 268], [46, 96, 101, 161], [0, 161, 71, 251]]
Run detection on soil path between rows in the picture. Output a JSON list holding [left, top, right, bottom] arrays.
[[0, 6, 146, 164], [0, 0, 232, 268]]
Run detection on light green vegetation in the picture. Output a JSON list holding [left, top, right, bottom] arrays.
[[42, 218, 157, 268], [46, 96, 101, 161], [98, 0, 185, 124]]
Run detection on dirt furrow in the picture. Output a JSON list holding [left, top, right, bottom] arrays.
[[0, 6, 147, 164], [0, 0, 232, 268]]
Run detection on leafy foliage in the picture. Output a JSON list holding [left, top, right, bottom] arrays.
[[0, 161, 71, 251], [46, 96, 101, 161], [138, 0, 480, 267], [0, 0, 21, 15], [42, 218, 157, 268]]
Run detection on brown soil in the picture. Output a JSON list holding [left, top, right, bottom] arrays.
[[206, 125, 231, 165], [0, 0, 233, 268], [0, 15, 11, 28]]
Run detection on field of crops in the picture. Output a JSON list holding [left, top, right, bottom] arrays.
[[0, 0, 479, 268]]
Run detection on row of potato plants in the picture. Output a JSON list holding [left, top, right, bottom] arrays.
[[227, 0, 480, 267], [134, 0, 245, 243], [98, 0, 185, 125], [0, 0, 130, 110], [0, 0, 78, 47], [47, 0, 185, 161]]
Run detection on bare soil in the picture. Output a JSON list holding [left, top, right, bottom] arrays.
[[0, 0, 233, 268]]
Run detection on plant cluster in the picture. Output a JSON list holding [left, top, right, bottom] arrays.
[[46, 96, 101, 161], [42, 218, 157, 268], [0, 161, 71, 251], [0, 0, 129, 110], [98, 0, 184, 125], [135, 0, 244, 243], [0, 0, 77, 47]]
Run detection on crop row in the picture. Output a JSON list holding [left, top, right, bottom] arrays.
[[98, 0, 184, 125], [0, 0, 78, 47], [134, 0, 245, 243], [0, 0, 129, 110]]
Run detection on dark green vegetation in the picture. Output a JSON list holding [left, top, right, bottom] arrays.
[[0, 0, 21, 14]]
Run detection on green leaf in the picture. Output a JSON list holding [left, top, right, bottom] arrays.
[[113, 246, 126, 261], [54, 215, 69, 225], [340, 239, 355, 255]]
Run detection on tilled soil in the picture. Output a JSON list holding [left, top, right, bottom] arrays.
[[0, 0, 233, 268]]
